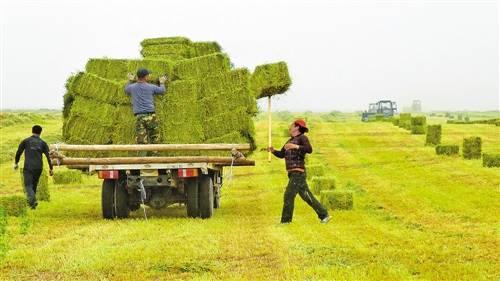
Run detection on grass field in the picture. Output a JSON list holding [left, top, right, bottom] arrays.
[[0, 111, 498, 280]]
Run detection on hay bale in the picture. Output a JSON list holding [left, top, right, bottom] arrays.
[[141, 42, 194, 60], [0, 195, 27, 217], [411, 116, 426, 134], [392, 118, 400, 126], [435, 145, 459, 155], [251, 62, 291, 99], [398, 113, 412, 130], [173, 53, 230, 80], [20, 169, 50, 202], [71, 73, 128, 105], [141, 37, 192, 46], [53, 170, 83, 185], [192, 42, 222, 57], [482, 153, 500, 167], [320, 190, 353, 210], [463, 137, 482, 159], [307, 164, 326, 180], [425, 125, 441, 146], [310, 176, 336, 195]]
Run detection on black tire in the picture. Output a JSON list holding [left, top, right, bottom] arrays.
[[102, 179, 115, 219], [186, 178, 199, 218], [199, 175, 214, 219], [114, 180, 130, 219], [214, 185, 221, 209]]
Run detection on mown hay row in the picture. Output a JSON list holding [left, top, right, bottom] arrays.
[[482, 153, 500, 167], [320, 190, 353, 210], [0, 195, 27, 217], [435, 145, 459, 156], [463, 137, 482, 159], [250, 62, 291, 99], [425, 125, 441, 146], [311, 176, 336, 195], [53, 170, 83, 185]]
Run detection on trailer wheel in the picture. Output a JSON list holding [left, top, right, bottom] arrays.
[[199, 175, 214, 219], [114, 180, 130, 219], [102, 179, 116, 219], [186, 178, 199, 218]]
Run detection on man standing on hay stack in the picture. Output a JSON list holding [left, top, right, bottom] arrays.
[[125, 68, 167, 155], [268, 119, 330, 224], [13, 125, 53, 209]]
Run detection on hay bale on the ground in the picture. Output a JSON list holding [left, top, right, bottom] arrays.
[[435, 145, 459, 155], [482, 153, 500, 167], [425, 125, 441, 146], [463, 137, 482, 159], [320, 190, 353, 210], [392, 118, 400, 126], [307, 164, 326, 180], [251, 62, 291, 99], [310, 176, 336, 195], [411, 116, 426, 135], [53, 170, 83, 184], [398, 113, 412, 130], [0, 195, 27, 217], [20, 169, 50, 202]]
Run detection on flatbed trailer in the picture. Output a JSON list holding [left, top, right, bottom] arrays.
[[49, 144, 255, 219]]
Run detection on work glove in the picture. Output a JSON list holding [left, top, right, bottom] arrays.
[[127, 73, 135, 81], [13, 163, 18, 170], [159, 75, 167, 84]]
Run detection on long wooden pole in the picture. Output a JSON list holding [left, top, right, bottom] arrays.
[[268, 96, 272, 162], [49, 143, 250, 152], [51, 156, 255, 166]]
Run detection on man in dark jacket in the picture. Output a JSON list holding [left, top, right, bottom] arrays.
[[268, 119, 330, 224], [14, 125, 53, 209]]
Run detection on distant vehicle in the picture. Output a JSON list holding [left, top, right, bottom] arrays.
[[361, 100, 398, 121]]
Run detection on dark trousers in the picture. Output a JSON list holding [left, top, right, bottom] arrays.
[[281, 171, 328, 223], [23, 169, 42, 207]]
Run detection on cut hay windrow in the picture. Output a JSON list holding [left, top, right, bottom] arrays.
[[53, 170, 83, 185], [463, 137, 482, 160], [251, 62, 292, 99], [0, 195, 27, 217], [425, 125, 441, 146], [320, 190, 353, 210], [173, 53, 230, 80], [482, 153, 500, 167], [311, 176, 336, 195], [411, 116, 426, 135], [435, 145, 459, 156], [398, 113, 412, 130]]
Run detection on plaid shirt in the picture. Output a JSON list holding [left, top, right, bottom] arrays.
[[272, 134, 312, 171]]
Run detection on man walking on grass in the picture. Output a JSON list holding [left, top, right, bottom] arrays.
[[268, 119, 330, 224], [125, 68, 167, 154], [14, 125, 53, 209]]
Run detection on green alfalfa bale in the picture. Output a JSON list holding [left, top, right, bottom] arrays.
[[203, 107, 251, 140], [310, 176, 336, 195], [392, 118, 400, 126], [425, 125, 441, 145], [85, 58, 109, 78], [0, 195, 27, 217], [320, 190, 353, 210], [411, 125, 426, 135], [140, 43, 194, 60], [173, 53, 231, 80], [20, 168, 50, 202], [411, 116, 426, 134], [67, 96, 117, 127], [250, 62, 292, 99], [85, 59, 129, 81], [306, 164, 326, 180], [398, 113, 412, 130], [52, 169, 83, 185], [435, 145, 459, 155], [482, 153, 500, 167], [71, 73, 128, 105], [463, 137, 482, 159], [192, 41, 222, 57], [111, 105, 136, 147], [140, 37, 192, 47], [127, 59, 174, 82]]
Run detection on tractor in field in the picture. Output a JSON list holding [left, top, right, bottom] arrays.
[[361, 100, 398, 121]]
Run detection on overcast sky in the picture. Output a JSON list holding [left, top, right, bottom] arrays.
[[0, 0, 498, 112]]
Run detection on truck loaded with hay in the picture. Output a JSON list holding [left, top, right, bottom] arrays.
[[53, 37, 291, 219]]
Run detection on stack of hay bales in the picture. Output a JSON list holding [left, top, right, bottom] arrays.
[[410, 116, 426, 134], [62, 37, 291, 157], [320, 190, 353, 210], [482, 153, 500, 167], [425, 125, 441, 145], [398, 113, 412, 130], [463, 137, 482, 159], [53, 170, 83, 185], [0, 195, 27, 216], [20, 169, 50, 202], [435, 145, 459, 156], [310, 176, 336, 195]]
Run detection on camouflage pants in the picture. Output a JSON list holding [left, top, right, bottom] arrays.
[[135, 113, 159, 156]]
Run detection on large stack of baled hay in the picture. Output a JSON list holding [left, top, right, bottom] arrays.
[[410, 116, 426, 135], [62, 37, 291, 157], [482, 153, 500, 167], [463, 137, 482, 160], [425, 125, 441, 145]]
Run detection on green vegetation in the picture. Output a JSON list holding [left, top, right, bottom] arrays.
[[398, 113, 411, 130], [410, 116, 426, 135], [250, 62, 292, 99], [52, 170, 83, 185], [482, 153, 500, 167], [425, 124, 441, 145], [310, 176, 336, 195], [320, 190, 353, 210], [463, 136, 482, 160], [435, 145, 459, 155], [0, 195, 26, 217]]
